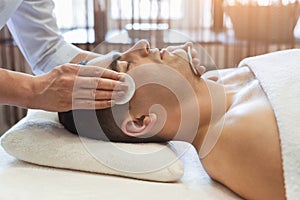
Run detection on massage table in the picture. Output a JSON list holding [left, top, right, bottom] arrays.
[[0, 129, 240, 200], [2, 49, 300, 200]]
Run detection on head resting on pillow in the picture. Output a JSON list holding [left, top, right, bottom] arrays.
[[59, 40, 210, 144]]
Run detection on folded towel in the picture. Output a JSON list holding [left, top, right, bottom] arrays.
[[1, 110, 184, 182], [238, 49, 300, 200]]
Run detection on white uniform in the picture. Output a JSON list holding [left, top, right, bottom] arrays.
[[0, 0, 83, 75]]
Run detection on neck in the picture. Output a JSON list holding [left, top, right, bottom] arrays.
[[190, 78, 230, 153]]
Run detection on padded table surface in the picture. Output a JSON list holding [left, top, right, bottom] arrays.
[[0, 140, 240, 200]]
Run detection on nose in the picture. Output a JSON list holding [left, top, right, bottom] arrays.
[[130, 40, 150, 56]]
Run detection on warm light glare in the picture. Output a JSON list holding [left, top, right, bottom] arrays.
[[226, 0, 298, 6], [111, 0, 183, 20]]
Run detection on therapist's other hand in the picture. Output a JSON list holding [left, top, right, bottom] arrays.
[[166, 42, 206, 76], [30, 64, 127, 112]]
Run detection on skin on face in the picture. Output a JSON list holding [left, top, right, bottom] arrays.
[[112, 40, 204, 141], [117, 40, 192, 75]]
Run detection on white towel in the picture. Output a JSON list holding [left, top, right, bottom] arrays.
[[238, 49, 300, 200], [1, 110, 184, 182]]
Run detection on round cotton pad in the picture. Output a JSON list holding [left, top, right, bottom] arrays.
[[115, 73, 135, 105]]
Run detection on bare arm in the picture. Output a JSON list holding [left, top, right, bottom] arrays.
[[0, 68, 35, 109], [0, 63, 127, 112]]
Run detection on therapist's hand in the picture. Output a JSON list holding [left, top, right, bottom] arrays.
[[166, 42, 206, 76], [30, 64, 127, 112]]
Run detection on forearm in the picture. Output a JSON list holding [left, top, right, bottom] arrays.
[[0, 62, 125, 112], [0, 68, 34, 108], [7, 0, 85, 75]]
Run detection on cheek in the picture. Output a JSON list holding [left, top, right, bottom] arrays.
[[129, 87, 152, 116], [131, 85, 179, 112]]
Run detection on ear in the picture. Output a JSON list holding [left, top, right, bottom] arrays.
[[121, 113, 157, 138]]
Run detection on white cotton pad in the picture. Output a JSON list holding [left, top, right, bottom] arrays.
[[115, 73, 135, 105], [187, 46, 198, 75]]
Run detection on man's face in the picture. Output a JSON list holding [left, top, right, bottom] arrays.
[[103, 40, 199, 140], [96, 39, 202, 142], [108, 40, 200, 139], [114, 40, 193, 77], [113, 39, 197, 111]]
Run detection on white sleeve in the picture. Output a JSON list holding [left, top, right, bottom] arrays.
[[6, 0, 84, 75]]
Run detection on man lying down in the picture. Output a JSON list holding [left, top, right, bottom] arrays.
[[58, 40, 298, 200]]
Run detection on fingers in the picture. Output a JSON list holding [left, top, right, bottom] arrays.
[[72, 99, 116, 110], [191, 48, 198, 58], [73, 89, 126, 101], [39, 64, 130, 112], [195, 65, 206, 76], [182, 42, 199, 58], [71, 87, 127, 110], [192, 58, 200, 67], [182, 42, 192, 50], [188, 44, 198, 58], [166, 43, 190, 52], [77, 65, 121, 80], [75, 76, 129, 91], [165, 45, 177, 52], [100, 67, 124, 80], [167, 42, 198, 58], [71, 76, 128, 109]]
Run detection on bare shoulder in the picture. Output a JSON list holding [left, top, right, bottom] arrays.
[[201, 74, 285, 199]]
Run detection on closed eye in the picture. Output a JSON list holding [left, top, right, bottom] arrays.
[[126, 61, 132, 71], [109, 54, 121, 71], [110, 60, 118, 71]]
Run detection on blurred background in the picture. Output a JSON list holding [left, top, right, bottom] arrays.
[[1, 0, 300, 135]]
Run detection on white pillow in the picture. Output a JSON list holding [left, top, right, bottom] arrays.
[[1, 110, 183, 182]]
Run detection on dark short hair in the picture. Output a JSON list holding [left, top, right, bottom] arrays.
[[58, 106, 166, 143], [59, 52, 166, 143]]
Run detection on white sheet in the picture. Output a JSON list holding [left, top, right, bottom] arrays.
[[239, 49, 300, 200], [0, 140, 240, 200]]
